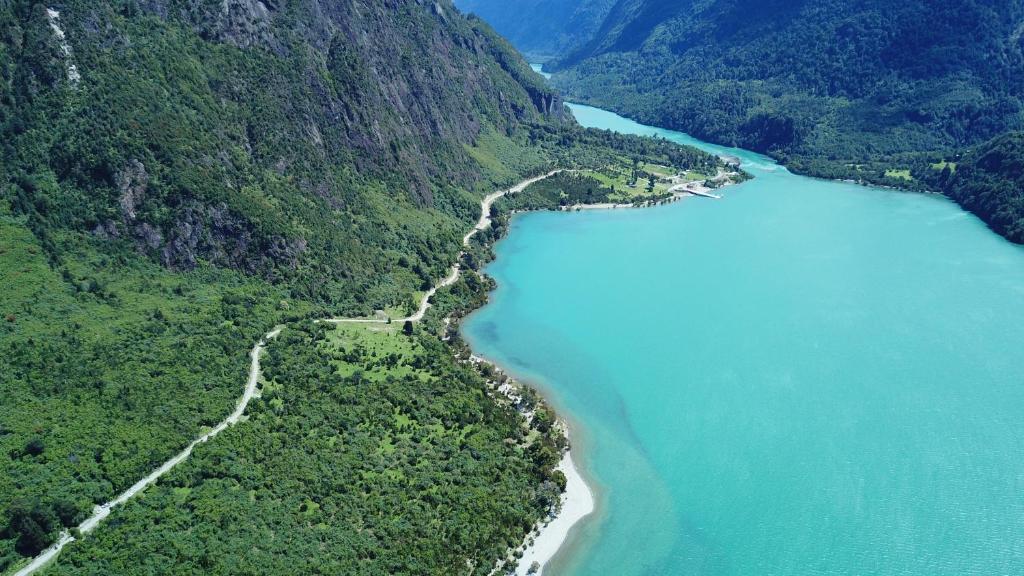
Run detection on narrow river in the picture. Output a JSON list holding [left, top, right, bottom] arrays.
[[464, 103, 1024, 575]]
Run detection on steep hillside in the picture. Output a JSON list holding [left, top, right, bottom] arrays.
[[0, 1, 732, 573], [0, 0, 569, 570], [2, 0, 570, 310], [453, 0, 616, 61], [943, 132, 1024, 243], [551, 0, 1024, 241]]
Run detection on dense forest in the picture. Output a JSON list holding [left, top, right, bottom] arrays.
[[453, 0, 615, 62], [546, 0, 1024, 242], [1, 0, 571, 313], [0, 0, 729, 572], [943, 132, 1024, 243], [48, 318, 567, 576]]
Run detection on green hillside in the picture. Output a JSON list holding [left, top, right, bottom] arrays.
[[0, 1, 728, 572], [551, 0, 1024, 241], [943, 132, 1024, 243]]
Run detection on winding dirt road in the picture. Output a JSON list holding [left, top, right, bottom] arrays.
[[326, 169, 562, 325], [14, 171, 561, 576], [15, 329, 282, 576]]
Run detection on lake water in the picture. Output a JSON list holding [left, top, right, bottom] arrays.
[[463, 103, 1024, 575]]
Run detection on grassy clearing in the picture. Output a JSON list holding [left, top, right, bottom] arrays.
[[884, 169, 915, 181], [465, 128, 550, 191], [580, 161, 694, 201], [323, 322, 421, 382]]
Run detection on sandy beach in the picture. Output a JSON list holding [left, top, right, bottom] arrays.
[[470, 351, 597, 576], [513, 446, 595, 576]]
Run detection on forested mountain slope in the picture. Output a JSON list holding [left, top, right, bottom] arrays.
[[0, 0, 561, 569], [0, 1, 730, 573], [943, 132, 1024, 243], [551, 0, 1024, 241], [453, 0, 616, 61], [2, 0, 569, 311]]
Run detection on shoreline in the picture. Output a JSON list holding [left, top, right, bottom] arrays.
[[8, 172, 567, 576], [469, 349, 599, 576], [512, 442, 595, 576], [471, 174, 744, 575], [559, 188, 721, 212]]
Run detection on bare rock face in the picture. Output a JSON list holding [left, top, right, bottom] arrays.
[[135, 222, 164, 251], [160, 201, 304, 274], [138, 0, 278, 50], [137, 0, 171, 20], [91, 221, 120, 239], [116, 159, 148, 222], [205, 0, 276, 50]]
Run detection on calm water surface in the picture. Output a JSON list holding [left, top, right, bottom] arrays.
[[463, 103, 1024, 575]]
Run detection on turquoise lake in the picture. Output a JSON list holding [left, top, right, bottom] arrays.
[[463, 103, 1024, 575]]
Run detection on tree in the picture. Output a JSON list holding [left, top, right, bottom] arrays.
[[402, 321, 414, 336], [52, 499, 79, 527], [23, 437, 44, 457], [7, 500, 57, 556]]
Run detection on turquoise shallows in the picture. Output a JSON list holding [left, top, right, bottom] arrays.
[[463, 103, 1024, 575]]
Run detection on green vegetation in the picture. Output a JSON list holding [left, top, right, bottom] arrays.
[[0, 0, 732, 571], [506, 172, 633, 209], [454, 0, 616, 62], [500, 136, 739, 210], [0, 208, 303, 569], [581, 163, 672, 201], [0, 0, 570, 315], [0, 0, 567, 569], [49, 321, 565, 576], [557, 0, 1023, 163], [549, 0, 1024, 243], [884, 170, 914, 182], [501, 170, 666, 211], [943, 132, 1024, 243]]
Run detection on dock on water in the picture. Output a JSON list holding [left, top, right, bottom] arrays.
[[669, 183, 723, 199]]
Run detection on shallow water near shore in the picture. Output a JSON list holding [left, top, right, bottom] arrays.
[[463, 103, 1024, 575]]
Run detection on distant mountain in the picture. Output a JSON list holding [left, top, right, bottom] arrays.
[[551, 0, 1024, 242], [453, 0, 616, 61], [557, 0, 1024, 158]]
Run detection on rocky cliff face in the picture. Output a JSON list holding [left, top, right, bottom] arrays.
[[0, 0, 567, 303]]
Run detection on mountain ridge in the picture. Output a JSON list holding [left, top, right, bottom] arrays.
[[0, 2, 732, 572], [549, 0, 1024, 242]]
